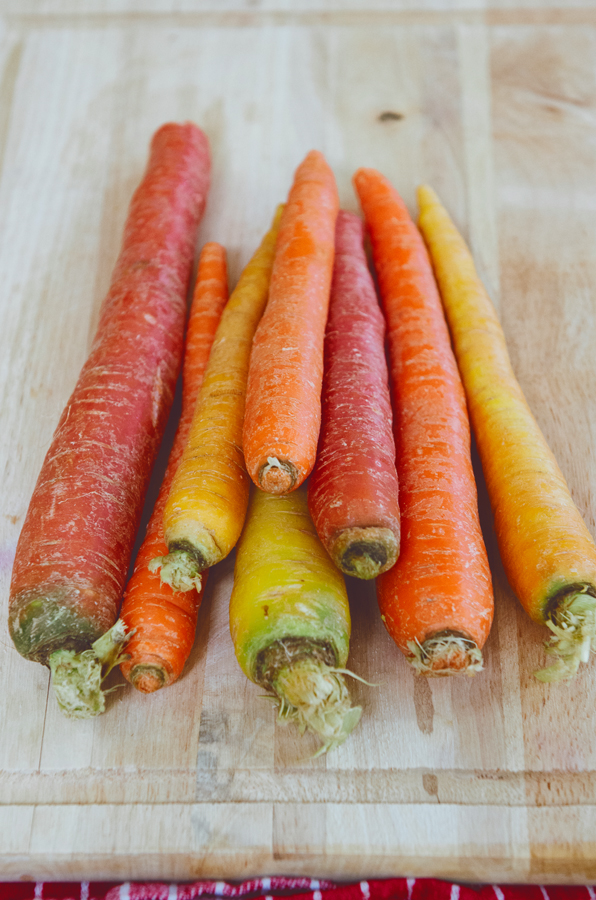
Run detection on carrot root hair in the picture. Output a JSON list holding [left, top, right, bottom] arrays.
[[271, 658, 362, 756], [406, 633, 484, 677], [49, 619, 131, 718], [535, 588, 596, 682], [331, 526, 399, 580], [128, 662, 168, 694]]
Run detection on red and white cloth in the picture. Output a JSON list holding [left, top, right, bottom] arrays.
[[0, 877, 594, 900]]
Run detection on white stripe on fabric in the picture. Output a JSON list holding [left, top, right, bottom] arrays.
[[34, 885, 43, 899], [540, 889, 550, 900], [313, 891, 322, 900], [311, 882, 320, 891], [119, 883, 131, 900], [360, 882, 370, 900], [168, 885, 178, 900], [261, 880, 271, 892], [587, 888, 596, 900], [450, 885, 460, 900], [407, 878, 416, 900], [492, 887, 505, 900], [80, 883, 90, 900], [214, 884, 226, 896]]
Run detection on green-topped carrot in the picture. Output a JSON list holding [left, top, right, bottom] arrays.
[[8, 122, 211, 717], [229, 484, 362, 754], [417, 184, 596, 681]]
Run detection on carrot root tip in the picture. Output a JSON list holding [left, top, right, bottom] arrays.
[[271, 658, 362, 755], [149, 549, 203, 593], [49, 619, 131, 719], [331, 526, 399, 580], [406, 633, 483, 677], [259, 457, 298, 494], [535, 590, 596, 683]]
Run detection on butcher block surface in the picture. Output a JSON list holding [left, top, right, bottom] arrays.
[[1, 0, 596, 884]]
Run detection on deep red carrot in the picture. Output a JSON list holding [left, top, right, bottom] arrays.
[[119, 243, 228, 694], [354, 168, 493, 675], [8, 122, 211, 716], [307, 210, 400, 579]]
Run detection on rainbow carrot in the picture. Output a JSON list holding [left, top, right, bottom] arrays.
[[307, 210, 400, 580], [354, 169, 493, 675], [243, 151, 339, 495], [230, 484, 361, 753], [119, 243, 228, 694], [9, 122, 211, 716], [418, 184, 596, 681], [152, 207, 283, 593]]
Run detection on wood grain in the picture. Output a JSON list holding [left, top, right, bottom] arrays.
[[1, 8, 596, 883]]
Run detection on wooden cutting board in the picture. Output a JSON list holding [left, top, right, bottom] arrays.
[[2, 0, 596, 884]]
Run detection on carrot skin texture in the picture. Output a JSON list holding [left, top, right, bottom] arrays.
[[119, 243, 228, 693], [353, 169, 493, 669], [243, 150, 339, 494], [307, 210, 400, 579], [9, 122, 211, 665], [417, 185, 596, 676], [159, 206, 283, 585]]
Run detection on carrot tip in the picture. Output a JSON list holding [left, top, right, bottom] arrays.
[[406, 633, 483, 677], [535, 589, 596, 683], [331, 526, 399, 580], [130, 664, 168, 694], [49, 619, 131, 718], [259, 457, 298, 494]]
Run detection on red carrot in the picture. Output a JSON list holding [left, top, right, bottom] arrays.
[[354, 168, 493, 675], [119, 243, 228, 693], [308, 210, 400, 579], [8, 122, 210, 716]]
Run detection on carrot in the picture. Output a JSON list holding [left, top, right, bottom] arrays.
[[307, 210, 400, 580], [151, 206, 284, 593], [243, 150, 339, 495], [417, 184, 596, 681], [353, 169, 493, 676], [8, 122, 211, 716], [119, 243, 228, 694], [229, 484, 361, 754]]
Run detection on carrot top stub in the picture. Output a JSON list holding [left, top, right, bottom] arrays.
[[243, 150, 339, 494]]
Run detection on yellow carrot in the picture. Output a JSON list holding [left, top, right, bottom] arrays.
[[152, 206, 283, 591], [229, 485, 361, 753], [417, 184, 596, 681]]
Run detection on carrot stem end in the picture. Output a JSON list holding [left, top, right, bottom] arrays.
[[49, 619, 131, 718], [149, 549, 203, 593], [270, 659, 362, 755], [406, 634, 483, 676], [332, 526, 398, 580], [535, 590, 596, 682], [259, 457, 298, 494]]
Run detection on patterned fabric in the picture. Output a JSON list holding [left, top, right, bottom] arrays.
[[0, 877, 593, 900]]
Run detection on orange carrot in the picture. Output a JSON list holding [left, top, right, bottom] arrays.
[[418, 184, 596, 681], [243, 150, 339, 495], [119, 243, 228, 693], [354, 168, 494, 676], [8, 122, 211, 717]]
